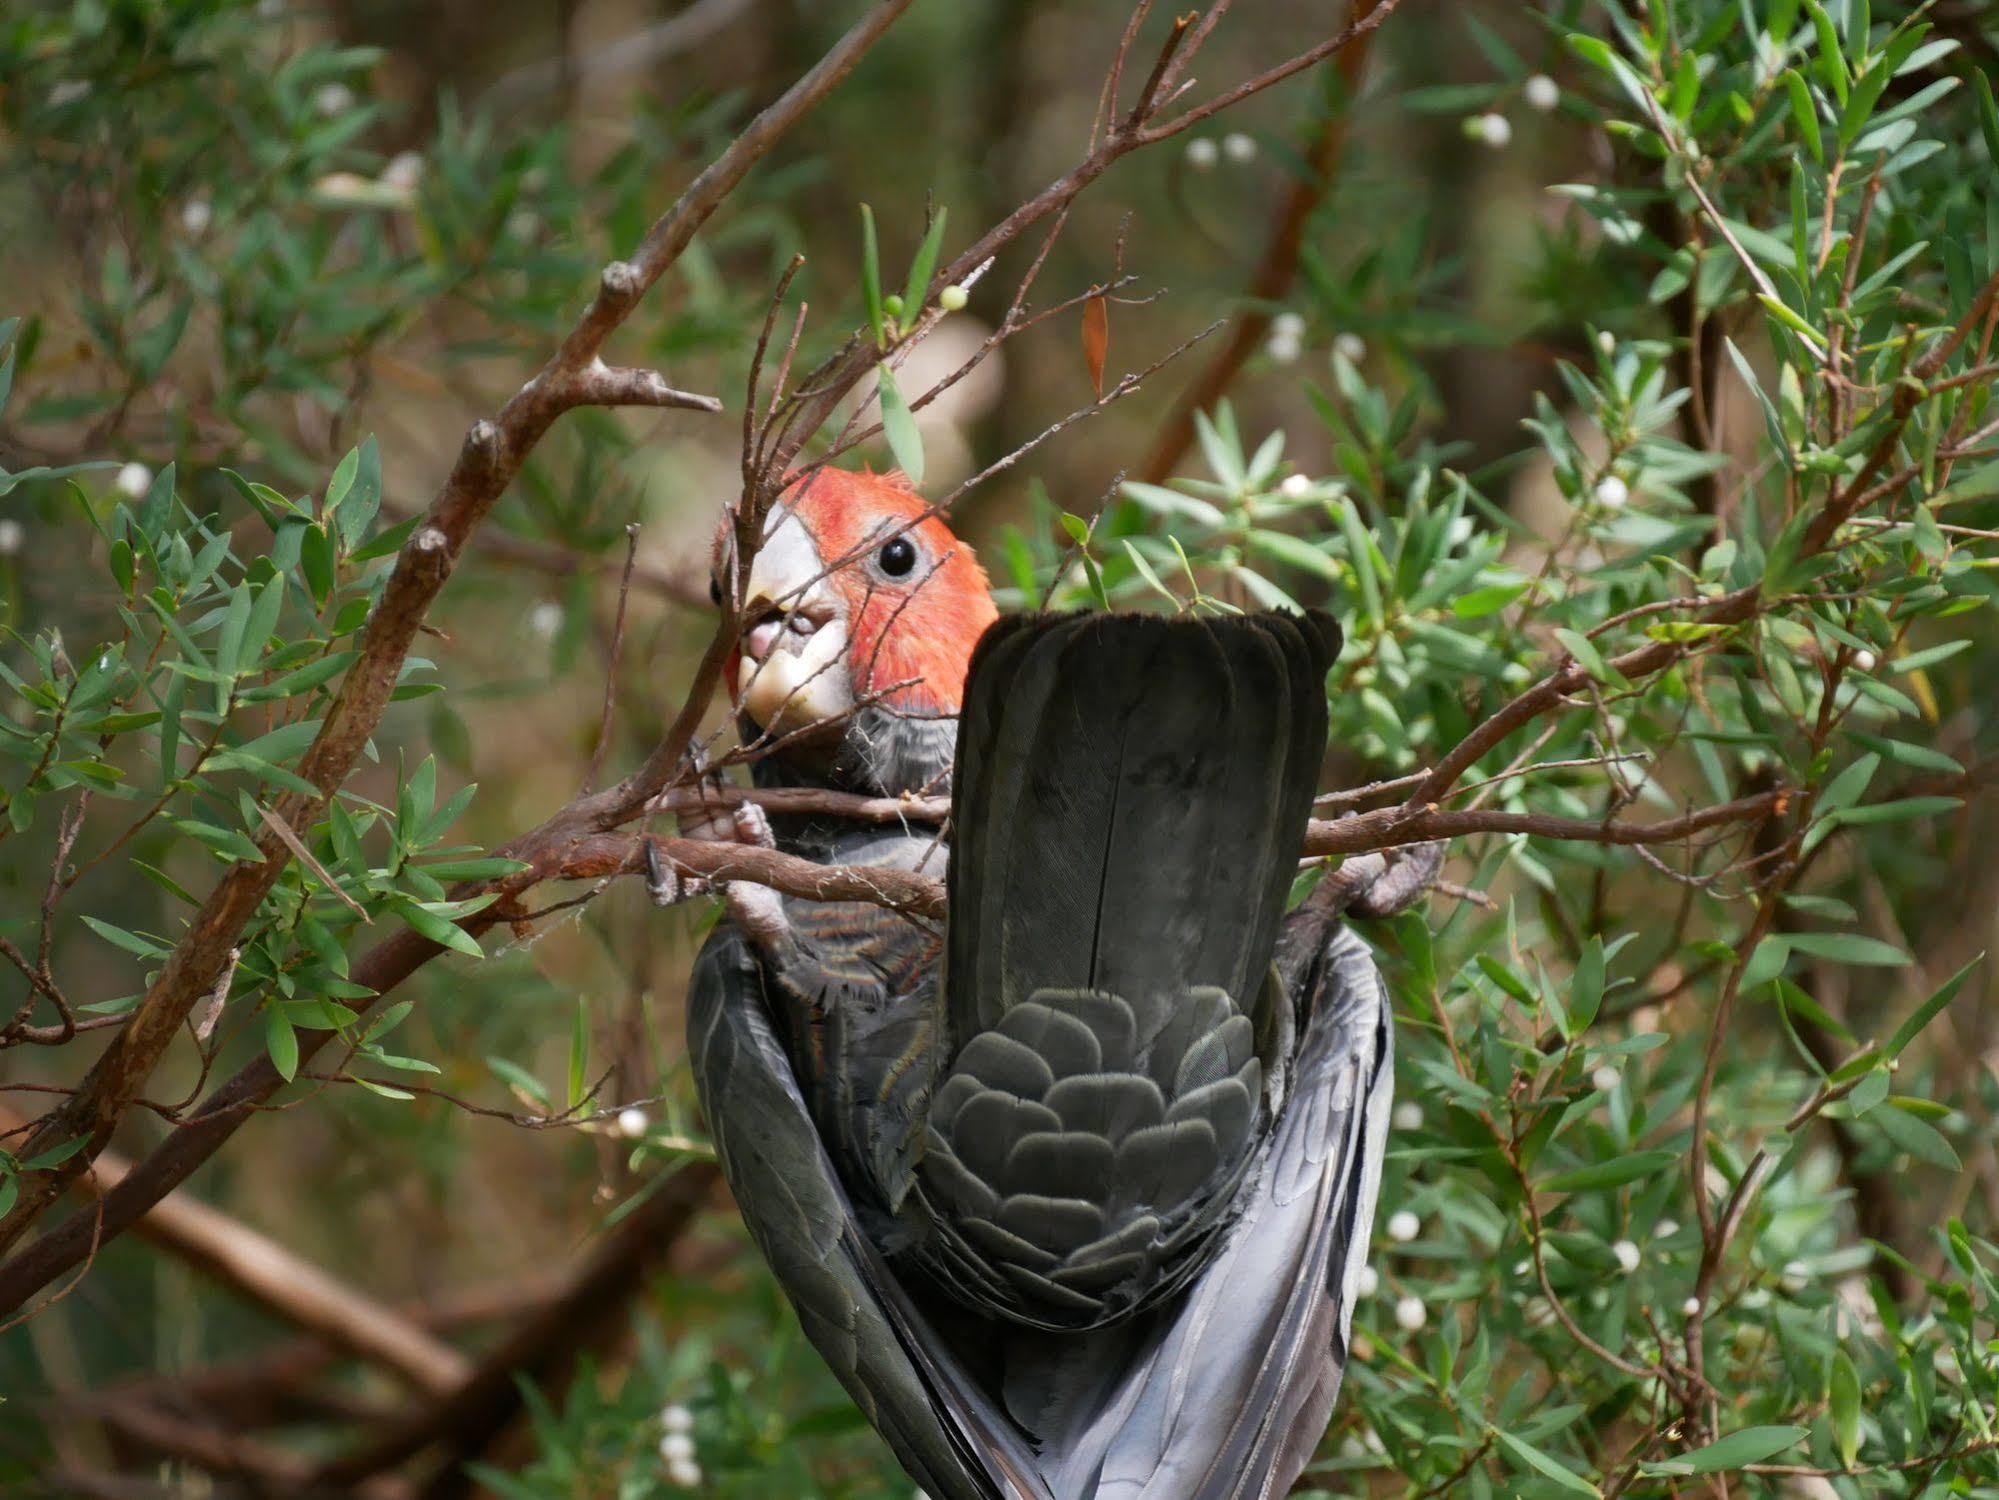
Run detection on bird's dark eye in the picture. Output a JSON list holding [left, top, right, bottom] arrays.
[[877, 536, 918, 577]]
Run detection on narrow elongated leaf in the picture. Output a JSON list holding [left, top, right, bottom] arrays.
[[1643, 1426, 1809, 1475], [875, 366, 924, 487], [1884, 957, 1981, 1059], [1544, 1149, 1679, 1193], [1492, 1428, 1600, 1496]]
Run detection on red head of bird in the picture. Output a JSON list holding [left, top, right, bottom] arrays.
[[715, 468, 997, 792]]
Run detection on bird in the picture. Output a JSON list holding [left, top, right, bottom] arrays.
[[670, 466, 1424, 1500]]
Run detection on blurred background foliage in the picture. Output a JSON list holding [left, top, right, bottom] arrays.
[[3, 0, 1999, 1496]]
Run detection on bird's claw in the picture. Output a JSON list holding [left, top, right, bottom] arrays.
[[643, 838, 708, 908]]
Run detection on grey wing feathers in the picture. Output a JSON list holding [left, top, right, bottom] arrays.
[[1042, 923, 1393, 1500], [687, 924, 1053, 1500], [920, 612, 1340, 1330]]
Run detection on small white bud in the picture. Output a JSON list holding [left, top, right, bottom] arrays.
[[528, 601, 563, 639], [1222, 131, 1257, 163], [1612, 1239, 1641, 1274], [1593, 474, 1629, 508], [114, 462, 153, 499], [1393, 1294, 1427, 1331], [1265, 333, 1302, 365], [1591, 1065, 1620, 1093], [1184, 137, 1219, 170], [660, 1403, 694, 1433], [1524, 74, 1561, 112], [616, 1106, 649, 1139], [1356, 1264, 1379, 1297], [180, 197, 213, 236], [1681, 1296, 1702, 1317], [1656, 1219, 1679, 1239], [1392, 1101, 1423, 1132], [1852, 648, 1877, 671], [314, 82, 356, 116], [1333, 331, 1368, 363], [381, 151, 424, 191], [1271, 311, 1306, 341], [939, 284, 969, 312], [1597, 329, 1617, 354], [505, 209, 541, 241], [1470, 112, 1513, 149], [666, 1457, 703, 1488], [1279, 473, 1313, 498], [1446, 516, 1475, 546], [658, 1432, 696, 1463], [1386, 1210, 1420, 1243], [48, 81, 91, 107], [0, 519, 22, 555]]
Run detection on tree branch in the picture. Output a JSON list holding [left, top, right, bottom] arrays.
[[0, 0, 913, 1257]]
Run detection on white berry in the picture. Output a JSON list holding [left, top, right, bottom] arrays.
[[0, 520, 22, 556], [1470, 112, 1513, 148], [1591, 1065, 1620, 1093], [1524, 74, 1561, 111], [1386, 1210, 1420, 1243], [1612, 1239, 1641, 1274], [939, 284, 969, 312], [1356, 1264, 1379, 1297], [616, 1106, 649, 1139], [114, 462, 153, 499], [1279, 473, 1313, 498], [1394, 1295, 1426, 1331], [1185, 138, 1219, 170], [1222, 132, 1257, 163], [1392, 1101, 1423, 1132], [1594, 474, 1630, 508]]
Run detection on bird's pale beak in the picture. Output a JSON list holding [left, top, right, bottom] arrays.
[[733, 507, 854, 737]]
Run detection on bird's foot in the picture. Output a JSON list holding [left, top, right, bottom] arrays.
[[1350, 841, 1447, 919], [1313, 841, 1447, 920], [643, 838, 709, 907]]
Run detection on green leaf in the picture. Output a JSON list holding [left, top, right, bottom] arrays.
[[1786, 932, 1908, 966], [1784, 69, 1825, 163], [1742, 936, 1791, 991], [1452, 581, 1528, 618], [1121, 541, 1179, 607], [265, 1006, 299, 1083], [859, 204, 884, 346], [394, 901, 485, 958], [1491, 1427, 1600, 1496], [1830, 1350, 1861, 1468], [1643, 1426, 1809, 1476], [900, 205, 948, 329], [876, 366, 925, 487], [1974, 69, 1999, 166], [1872, 1100, 1960, 1169], [1543, 1149, 1679, 1194], [1884, 957, 1981, 1059], [79, 914, 170, 959], [487, 1056, 551, 1108]]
